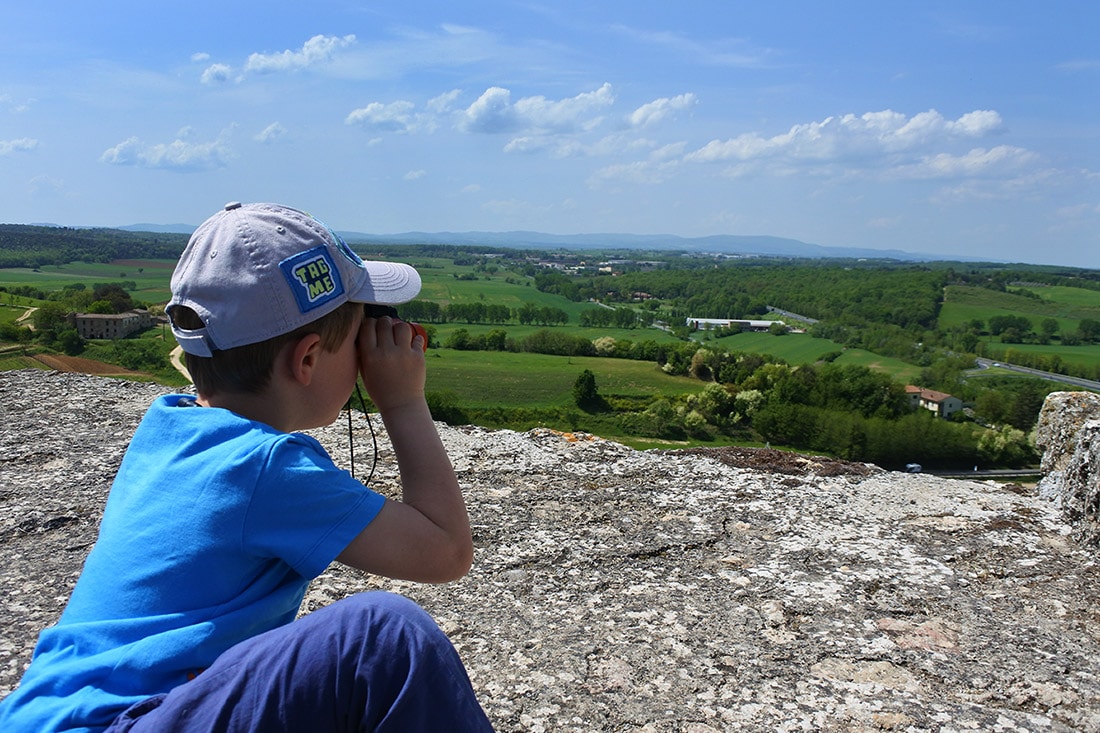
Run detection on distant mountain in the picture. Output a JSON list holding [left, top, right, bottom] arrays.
[[338, 229, 953, 262], [118, 223, 196, 234], [114, 222, 973, 262]]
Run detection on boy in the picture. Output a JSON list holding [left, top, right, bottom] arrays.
[[0, 202, 495, 732]]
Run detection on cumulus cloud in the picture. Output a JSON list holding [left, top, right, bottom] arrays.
[[426, 89, 463, 114], [201, 63, 232, 85], [461, 87, 518, 133], [898, 145, 1038, 179], [100, 132, 233, 171], [0, 138, 38, 155], [199, 35, 356, 84], [245, 34, 356, 74], [685, 109, 1005, 165], [345, 101, 418, 133], [254, 122, 287, 144], [460, 83, 615, 135], [628, 93, 697, 128]]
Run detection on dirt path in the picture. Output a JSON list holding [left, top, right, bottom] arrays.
[[169, 345, 191, 382], [15, 307, 37, 329]]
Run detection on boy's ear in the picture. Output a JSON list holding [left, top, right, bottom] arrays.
[[286, 333, 323, 386]]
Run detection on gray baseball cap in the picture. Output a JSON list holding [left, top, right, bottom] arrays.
[[169, 202, 421, 357]]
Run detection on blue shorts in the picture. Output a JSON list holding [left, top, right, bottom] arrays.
[[105, 591, 494, 732]]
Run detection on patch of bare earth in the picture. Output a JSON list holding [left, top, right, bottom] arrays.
[[32, 354, 141, 377], [663, 445, 878, 476]]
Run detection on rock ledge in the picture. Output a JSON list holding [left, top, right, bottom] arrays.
[[2, 372, 1099, 732]]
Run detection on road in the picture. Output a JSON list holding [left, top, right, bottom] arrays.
[[927, 468, 1041, 480], [973, 357, 1100, 392]]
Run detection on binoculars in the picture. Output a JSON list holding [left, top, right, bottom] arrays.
[[363, 304, 428, 352]]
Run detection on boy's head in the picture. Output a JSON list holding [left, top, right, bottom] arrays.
[[168, 202, 421, 395]]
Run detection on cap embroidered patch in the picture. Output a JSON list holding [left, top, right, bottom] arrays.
[[279, 246, 346, 313]]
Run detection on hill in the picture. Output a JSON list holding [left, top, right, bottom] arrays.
[[338, 229, 956, 262]]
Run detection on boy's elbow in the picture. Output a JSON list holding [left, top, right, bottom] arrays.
[[433, 537, 474, 583]]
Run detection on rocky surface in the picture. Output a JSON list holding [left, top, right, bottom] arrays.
[[1035, 390, 1100, 546], [2, 370, 1099, 732]]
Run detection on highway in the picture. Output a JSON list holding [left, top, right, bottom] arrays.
[[972, 358, 1100, 392]]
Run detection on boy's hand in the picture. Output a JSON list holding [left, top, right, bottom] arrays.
[[357, 316, 427, 413], [342, 314, 474, 583]]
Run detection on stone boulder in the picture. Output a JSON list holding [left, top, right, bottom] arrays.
[[1035, 390, 1100, 544], [2, 371, 1099, 731]]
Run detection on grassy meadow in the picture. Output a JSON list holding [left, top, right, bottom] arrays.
[[941, 284, 1100, 332], [941, 283, 1100, 369]]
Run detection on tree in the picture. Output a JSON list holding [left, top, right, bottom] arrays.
[[1077, 318, 1100, 343], [572, 369, 603, 411], [57, 328, 85, 356], [1039, 318, 1059, 343]]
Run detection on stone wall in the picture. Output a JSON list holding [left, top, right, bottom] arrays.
[[2, 371, 1099, 731]]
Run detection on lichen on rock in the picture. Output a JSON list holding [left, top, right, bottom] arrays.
[[2, 371, 1099, 731]]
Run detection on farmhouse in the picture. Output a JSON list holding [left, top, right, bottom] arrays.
[[686, 317, 786, 333], [70, 309, 154, 340], [905, 385, 963, 418]]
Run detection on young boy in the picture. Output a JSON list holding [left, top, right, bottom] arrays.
[[0, 202, 495, 732]]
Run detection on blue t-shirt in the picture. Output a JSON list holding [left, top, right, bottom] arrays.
[[0, 396, 385, 732]]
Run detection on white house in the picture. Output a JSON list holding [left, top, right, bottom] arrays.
[[905, 385, 963, 419]]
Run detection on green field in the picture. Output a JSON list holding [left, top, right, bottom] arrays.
[[0, 304, 32, 325], [940, 284, 1100, 332], [0, 260, 177, 304], [699, 330, 925, 383], [940, 284, 1100, 370], [980, 341, 1100, 371], [424, 349, 701, 409]]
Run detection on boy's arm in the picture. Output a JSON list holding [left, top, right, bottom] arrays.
[[336, 317, 474, 583]]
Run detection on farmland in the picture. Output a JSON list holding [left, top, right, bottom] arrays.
[[3, 224, 1100, 465]]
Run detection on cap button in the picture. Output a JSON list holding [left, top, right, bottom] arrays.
[[224, 201, 242, 211]]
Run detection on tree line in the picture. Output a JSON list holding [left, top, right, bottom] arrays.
[[399, 299, 568, 326], [0, 225, 188, 268]]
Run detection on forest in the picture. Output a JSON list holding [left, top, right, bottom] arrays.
[[0, 225, 188, 268]]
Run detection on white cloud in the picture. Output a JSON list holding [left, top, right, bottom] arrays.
[[201, 63, 232, 85], [898, 146, 1038, 179], [404, 169, 427, 181], [0, 94, 34, 113], [191, 52, 210, 63], [1056, 59, 1100, 73], [28, 175, 64, 197], [611, 25, 773, 68], [100, 132, 233, 171], [1056, 202, 1100, 219], [0, 138, 38, 155], [427, 89, 463, 114], [628, 93, 697, 128], [345, 101, 418, 133], [461, 83, 615, 135], [254, 122, 287, 144], [245, 34, 356, 74], [461, 87, 519, 134], [684, 109, 1007, 169], [588, 159, 680, 187]]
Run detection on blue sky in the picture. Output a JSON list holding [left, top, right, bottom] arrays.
[[1, 1, 1097, 267]]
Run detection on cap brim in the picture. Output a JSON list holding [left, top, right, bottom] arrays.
[[347, 261, 422, 305]]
